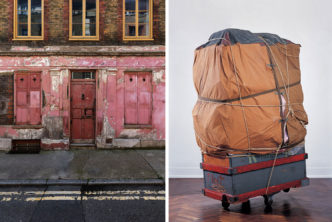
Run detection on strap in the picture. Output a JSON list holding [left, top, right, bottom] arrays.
[[198, 81, 300, 104]]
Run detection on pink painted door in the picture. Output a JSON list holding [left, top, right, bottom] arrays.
[[137, 73, 152, 125], [124, 72, 152, 125], [71, 78, 96, 143], [124, 73, 138, 124], [16, 73, 41, 125]]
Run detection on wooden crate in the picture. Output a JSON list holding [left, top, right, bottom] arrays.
[[201, 144, 309, 208]]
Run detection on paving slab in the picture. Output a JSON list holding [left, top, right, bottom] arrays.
[[135, 150, 165, 179], [0, 149, 164, 185]]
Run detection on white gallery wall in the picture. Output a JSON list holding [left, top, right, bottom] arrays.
[[169, 0, 332, 178]]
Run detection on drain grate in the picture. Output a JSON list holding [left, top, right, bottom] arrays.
[[9, 139, 41, 154]]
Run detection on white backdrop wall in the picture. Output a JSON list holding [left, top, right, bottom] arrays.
[[169, 0, 332, 178]]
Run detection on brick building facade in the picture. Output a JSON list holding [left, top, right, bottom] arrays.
[[0, 0, 165, 150]]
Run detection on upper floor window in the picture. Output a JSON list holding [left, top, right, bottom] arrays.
[[123, 0, 153, 40], [69, 0, 99, 40], [13, 0, 44, 40]]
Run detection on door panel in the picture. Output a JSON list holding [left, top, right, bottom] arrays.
[[16, 73, 41, 125], [71, 119, 82, 139], [17, 91, 28, 106], [16, 107, 29, 124], [137, 73, 152, 125], [124, 73, 138, 124], [70, 79, 96, 143], [30, 74, 41, 89]]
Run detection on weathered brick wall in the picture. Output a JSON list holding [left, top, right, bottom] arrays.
[[0, 0, 10, 42], [103, 0, 119, 42], [0, 73, 14, 125], [157, 0, 165, 44], [47, 0, 64, 43], [0, 0, 165, 46]]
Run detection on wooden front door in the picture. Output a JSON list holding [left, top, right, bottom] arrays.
[[70, 71, 96, 144]]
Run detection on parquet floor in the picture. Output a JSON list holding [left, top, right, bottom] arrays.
[[169, 178, 332, 222]]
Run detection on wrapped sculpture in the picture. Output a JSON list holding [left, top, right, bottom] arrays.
[[193, 29, 308, 155]]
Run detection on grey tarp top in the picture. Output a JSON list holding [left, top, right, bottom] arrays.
[[198, 28, 293, 49]]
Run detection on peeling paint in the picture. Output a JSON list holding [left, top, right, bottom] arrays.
[[43, 116, 63, 139], [0, 53, 165, 149], [118, 129, 158, 140], [17, 129, 44, 139], [51, 75, 60, 91], [152, 70, 165, 83], [117, 78, 124, 84]]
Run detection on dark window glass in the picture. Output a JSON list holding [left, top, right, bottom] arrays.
[[31, 11, 41, 23], [125, 0, 135, 10], [85, 23, 96, 36], [139, 0, 149, 10], [85, 0, 96, 37], [86, 0, 96, 10], [31, 0, 41, 11], [73, 0, 82, 10], [125, 11, 135, 23], [18, 11, 28, 23], [72, 72, 95, 79], [125, 25, 136, 36], [72, 10, 82, 23], [17, 0, 28, 37], [31, 24, 42, 36], [85, 16, 96, 24], [18, 24, 28, 36], [138, 11, 148, 23], [17, 0, 28, 11], [72, 0, 83, 36], [72, 24, 83, 36], [138, 24, 148, 36], [31, 0, 41, 36]]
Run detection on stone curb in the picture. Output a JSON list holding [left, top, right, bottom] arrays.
[[0, 179, 165, 186]]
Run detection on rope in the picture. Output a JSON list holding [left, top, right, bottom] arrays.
[[259, 37, 293, 195], [259, 37, 294, 117], [195, 132, 280, 153], [265, 144, 282, 195], [229, 43, 252, 151], [197, 99, 303, 107]]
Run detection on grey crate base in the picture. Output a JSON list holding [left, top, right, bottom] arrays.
[[203, 177, 309, 204], [227, 145, 304, 167], [204, 160, 306, 196]]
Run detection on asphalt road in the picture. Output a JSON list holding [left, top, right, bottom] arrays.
[[0, 185, 165, 222]]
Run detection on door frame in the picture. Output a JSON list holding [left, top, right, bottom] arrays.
[[69, 69, 98, 145]]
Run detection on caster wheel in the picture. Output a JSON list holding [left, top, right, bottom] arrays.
[[222, 196, 230, 210], [222, 200, 230, 209], [242, 200, 250, 209], [263, 195, 273, 206], [283, 188, 290, 193]]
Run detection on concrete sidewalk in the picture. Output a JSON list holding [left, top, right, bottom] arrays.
[[0, 149, 164, 186]]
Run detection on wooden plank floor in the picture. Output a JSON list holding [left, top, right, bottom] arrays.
[[169, 178, 332, 222]]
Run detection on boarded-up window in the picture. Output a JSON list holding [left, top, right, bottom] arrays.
[[124, 72, 152, 125], [0, 73, 14, 125], [15, 72, 41, 125]]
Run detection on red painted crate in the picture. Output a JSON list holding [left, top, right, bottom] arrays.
[[201, 144, 309, 209]]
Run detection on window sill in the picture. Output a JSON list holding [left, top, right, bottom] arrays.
[[12, 38, 44, 41], [12, 125, 43, 129], [123, 38, 154, 41], [69, 37, 100, 41], [124, 124, 152, 129]]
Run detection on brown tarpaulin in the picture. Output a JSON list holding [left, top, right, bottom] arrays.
[[192, 31, 308, 155]]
